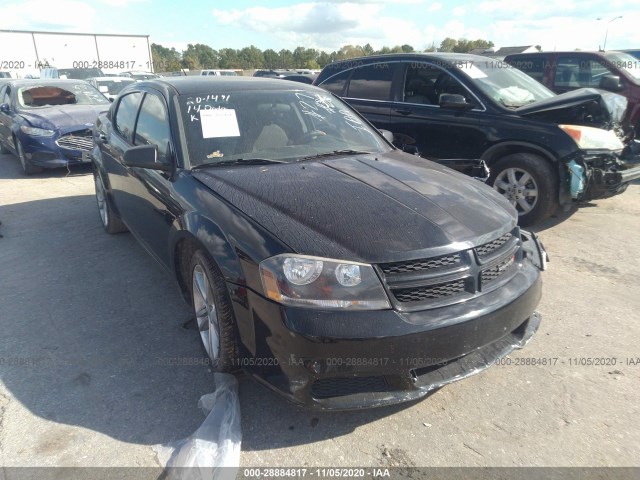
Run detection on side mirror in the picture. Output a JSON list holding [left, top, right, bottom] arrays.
[[439, 93, 474, 110], [379, 129, 394, 143], [123, 144, 172, 171], [0, 103, 9, 113], [599, 75, 624, 92]]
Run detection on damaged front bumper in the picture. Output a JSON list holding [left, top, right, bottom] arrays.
[[566, 150, 640, 202], [234, 249, 545, 410]]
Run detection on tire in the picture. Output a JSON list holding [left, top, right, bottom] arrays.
[[94, 172, 128, 234], [15, 138, 42, 175], [189, 250, 239, 372], [488, 153, 559, 227]]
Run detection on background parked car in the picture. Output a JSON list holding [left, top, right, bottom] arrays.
[[253, 69, 286, 78], [91, 76, 546, 409], [315, 53, 640, 225], [281, 73, 317, 84], [86, 76, 136, 102], [505, 51, 640, 138], [119, 71, 160, 80], [200, 69, 238, 76], [40, 67, 104, 80], [0, 79, 110, 174]]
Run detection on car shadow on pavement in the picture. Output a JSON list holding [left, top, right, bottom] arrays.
[[0, 154, 94, 179], [0, 194, 410, 452]]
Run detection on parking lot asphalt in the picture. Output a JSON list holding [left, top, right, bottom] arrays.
[[0, 152, 639, 471]]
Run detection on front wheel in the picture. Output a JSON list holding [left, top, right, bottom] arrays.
[[16, 138, 42, 175], [488, 153, 559, 226], [94, 172, 128, 234], [190, 250, 239, 372]]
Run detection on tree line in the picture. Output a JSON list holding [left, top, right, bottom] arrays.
[[151, 38, 495, 72]]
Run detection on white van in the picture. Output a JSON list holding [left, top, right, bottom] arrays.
[[200, 69, 238, 76]]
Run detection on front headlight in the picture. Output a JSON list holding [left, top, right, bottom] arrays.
[[20, 125, 55, 137], [559, 124, 623, 150], [260, 254, 391, 310]]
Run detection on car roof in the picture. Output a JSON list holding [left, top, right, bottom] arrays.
[[328, 52, 485, 65], [133, 76, 321, 95], [505, 50, 629, 57]]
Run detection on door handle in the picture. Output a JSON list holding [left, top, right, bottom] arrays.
[[394, 108, 413, 115]]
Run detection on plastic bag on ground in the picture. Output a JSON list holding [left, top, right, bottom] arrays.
[[153, 373, 241, 480]]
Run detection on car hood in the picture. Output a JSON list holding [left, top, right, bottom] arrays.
[[193, 151, 516, 263], [18, 105, 107, 130], [516, 88, 627, 126]]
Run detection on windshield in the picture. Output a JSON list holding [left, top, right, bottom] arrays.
[[179, 89, 391, 168], [17, 83, 110, 108], [458, 60, 555, 107], [603, 52, 640, 82]]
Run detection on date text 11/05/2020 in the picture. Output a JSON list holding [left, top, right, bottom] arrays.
[[150, 356, 640, 368]]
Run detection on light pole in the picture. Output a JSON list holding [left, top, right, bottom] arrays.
[[598, 16, 623, 51]]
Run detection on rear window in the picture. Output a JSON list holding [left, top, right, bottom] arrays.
[[507, 56, 547, 82], [318, 69, 351, 95], [346, 64, 394, 101]]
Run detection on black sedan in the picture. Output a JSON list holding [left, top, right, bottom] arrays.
[[91, 77, 546, 409], [0, 79, 110, 174]]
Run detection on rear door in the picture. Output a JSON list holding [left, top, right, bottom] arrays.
[[118, 90, 178, 266], [101, 90, 143, 220], [319, 62, 399, 133], [104, 88, 178, 266]]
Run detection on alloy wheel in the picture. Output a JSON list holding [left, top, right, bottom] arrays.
[[192, 264, 220, 361], [94, 175, 109, 227], [493, 168, 539, 215]]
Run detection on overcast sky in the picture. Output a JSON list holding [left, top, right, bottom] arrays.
[[1, 0, 638, 53]]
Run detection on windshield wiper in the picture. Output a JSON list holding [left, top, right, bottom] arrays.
[[192, 158, 286, 169], [300, 150, 372, 161]]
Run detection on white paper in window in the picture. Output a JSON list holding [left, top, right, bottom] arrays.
[[201, 109, 241, 138]]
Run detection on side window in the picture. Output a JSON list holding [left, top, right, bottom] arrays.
[[114, 91, 142, 140], [555, 56, 614, 89], [134, 94, 171, 163], [554, 57, 580, 88], [403, 63, 441, 105], [402, 62, 477, 107], [318, 69, 351, 95], [346, 64, 394, 101], [509, 57, 547, 82]]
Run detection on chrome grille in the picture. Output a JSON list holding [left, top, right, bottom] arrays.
[[379, 253, 460, 274], [56, 131, 93, 152], [392, 279, 466, 303], [475, 233, 512, 258]]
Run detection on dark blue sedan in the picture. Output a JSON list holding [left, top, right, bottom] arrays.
[[0, 79, 110, 174]]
